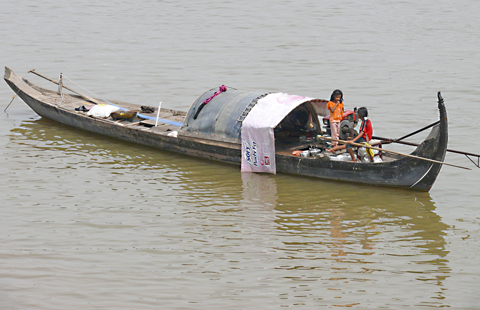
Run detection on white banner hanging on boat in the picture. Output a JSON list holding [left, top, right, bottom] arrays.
[[241, 92, 315, 174]]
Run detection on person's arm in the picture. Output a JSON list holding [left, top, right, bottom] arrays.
[[348, 131, 364, 144], [329, 102, 340, 113]]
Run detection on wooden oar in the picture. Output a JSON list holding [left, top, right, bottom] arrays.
[[28, 69, 102, 105], [373, 135, 480, 168], [319, 136, 471, 170], [391, 121, 440, 143], [375, 135, 480, 157]]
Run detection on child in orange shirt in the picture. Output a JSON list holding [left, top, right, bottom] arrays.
[[327, 89, 344, 147]]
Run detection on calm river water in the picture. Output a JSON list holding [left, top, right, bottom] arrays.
[[1, 0, 480, 309]]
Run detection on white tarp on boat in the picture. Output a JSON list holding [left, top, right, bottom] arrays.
[[241, 92, 315, 174]]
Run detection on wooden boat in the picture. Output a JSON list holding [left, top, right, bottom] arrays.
[[4, 67, 449, 191]]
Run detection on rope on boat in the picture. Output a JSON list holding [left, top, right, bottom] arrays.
[[62, 75, 183, 127]]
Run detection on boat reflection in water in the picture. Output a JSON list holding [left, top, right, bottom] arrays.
[[8, 118, 451, 307], [242, 172, 450, 306]]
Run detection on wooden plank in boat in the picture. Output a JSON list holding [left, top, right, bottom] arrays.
[[139, 119, 181, 128]]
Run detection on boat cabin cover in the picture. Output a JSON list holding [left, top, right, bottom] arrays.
[[181, 87, 326, 174]]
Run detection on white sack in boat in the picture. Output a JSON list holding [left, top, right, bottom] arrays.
[[167, 131, 178, 138], [87, 104, 120, 118], [358, 147, 379, 158], [329, 153, 353, 162], [361, 156, 383, 163], [358, 147, 383, 163]]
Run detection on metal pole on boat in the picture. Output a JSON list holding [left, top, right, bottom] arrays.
[[155, 101, 162, 127], [58, 73, 64, 103]]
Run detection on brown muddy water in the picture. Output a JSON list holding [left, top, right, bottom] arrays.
[[1, 0, 479, 308]]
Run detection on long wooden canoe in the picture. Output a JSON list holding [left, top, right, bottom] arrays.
[[4, 67, 448, 191]]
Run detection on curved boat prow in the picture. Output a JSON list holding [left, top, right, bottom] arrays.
[[4, 67, 36, 95], [4, 66, 11, 80], [407, 92, 448, 191]]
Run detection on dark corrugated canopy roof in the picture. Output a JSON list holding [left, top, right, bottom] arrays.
[[180, 87, 269, 142]]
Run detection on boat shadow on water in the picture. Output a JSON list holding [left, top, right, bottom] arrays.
[[8, 117, 450, 202]]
